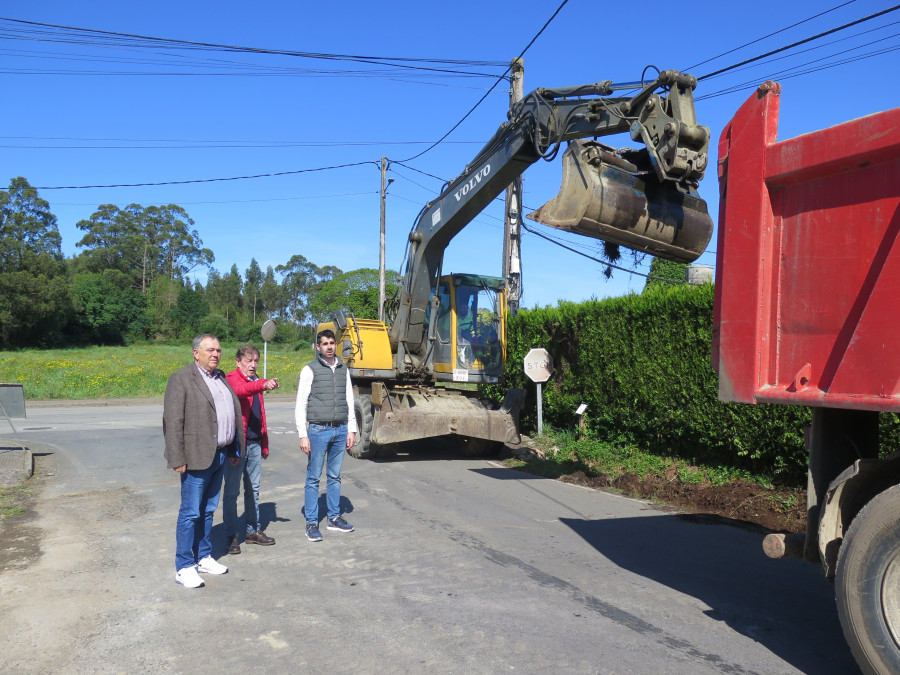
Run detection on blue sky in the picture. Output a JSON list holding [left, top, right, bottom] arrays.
[[2, 1, 898, 308]]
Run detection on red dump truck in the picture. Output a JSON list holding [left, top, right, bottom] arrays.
[[713, 82, 900, 674]]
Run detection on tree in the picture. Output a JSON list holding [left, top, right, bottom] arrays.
[[204, 267, 230, 314], [220, 265, 243, 320], [643, 257, 687, 291], [244, 258, 263, 322], [69, 272, 148, 344], [171, 286, 210, 337], [73, 204, 146, 289], [276, 254, 341, 324], [308, 268, 399, 321], [0, 177, 71, 347], [259, 265, 281, 320], [75, 203, 214, 292], [146, 275, 181, 337], [149, 205, 214, 280]]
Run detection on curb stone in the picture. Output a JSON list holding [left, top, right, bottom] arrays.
[[0, 445, 33, 488]]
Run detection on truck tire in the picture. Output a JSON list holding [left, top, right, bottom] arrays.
[[835, 484, 900, 675], [349, 394, 397, 459], [455, 436, 502, 457]]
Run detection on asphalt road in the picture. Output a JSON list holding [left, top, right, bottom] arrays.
[[0, 401, 860, 674]]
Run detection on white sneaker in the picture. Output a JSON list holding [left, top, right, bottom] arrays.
[[197, 556, 228, 575], [175, 566, 205, 588]]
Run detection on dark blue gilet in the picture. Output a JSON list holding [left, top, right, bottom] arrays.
[[306, 355, 349, 424]]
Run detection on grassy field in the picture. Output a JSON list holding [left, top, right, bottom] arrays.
[[0, 344, 315, 400]]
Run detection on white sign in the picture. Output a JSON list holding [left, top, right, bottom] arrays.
[[523, 348, 553, 383], [453, 368, 469, 382]]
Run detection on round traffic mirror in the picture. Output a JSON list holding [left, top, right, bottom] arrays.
[[260, 319, 277, 342]]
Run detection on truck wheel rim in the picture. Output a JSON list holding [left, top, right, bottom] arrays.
[[882, 550, 900, 649]]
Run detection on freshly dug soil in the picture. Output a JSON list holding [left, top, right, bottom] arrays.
[[504, 437, 807, 534], [557, 469, 807, 534]]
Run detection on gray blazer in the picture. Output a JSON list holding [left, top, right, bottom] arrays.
[[163, 363, 245, 470]]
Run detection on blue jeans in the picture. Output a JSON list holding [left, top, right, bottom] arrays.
[[175, 448, 227, 571], [305, 423, 347, 524], [223, 441, 262, 536]]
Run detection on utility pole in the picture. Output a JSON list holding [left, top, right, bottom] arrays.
[[378, 156, 387, 322], [503, 58, 524, 315]]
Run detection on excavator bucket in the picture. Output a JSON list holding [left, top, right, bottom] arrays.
[[528, 140, 713, 263]]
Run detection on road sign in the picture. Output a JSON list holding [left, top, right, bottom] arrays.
[[524, 348, 553, 383], [523, 348, 552, 435]]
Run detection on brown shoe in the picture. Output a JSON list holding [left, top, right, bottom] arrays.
[[245, 530, 275, 546], [227, 535, 241, 555]]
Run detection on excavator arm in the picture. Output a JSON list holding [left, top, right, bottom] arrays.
[[391, 69, 713, 361]]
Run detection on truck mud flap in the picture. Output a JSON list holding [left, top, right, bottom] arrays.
[[527, 139, 713, 263]]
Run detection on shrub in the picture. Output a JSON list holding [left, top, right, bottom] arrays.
[[504, 284, 900, 485]]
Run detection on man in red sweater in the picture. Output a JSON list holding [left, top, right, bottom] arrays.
[[223, 344, 279, 554]]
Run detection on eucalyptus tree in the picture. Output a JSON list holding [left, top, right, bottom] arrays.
[[220, 264, 243, 320], [259, 265, 281, 320], [244, 258, 264, 322], [75, 203, 213, 292], [275, 254, 341, 324], [0, 177, 71, 346]]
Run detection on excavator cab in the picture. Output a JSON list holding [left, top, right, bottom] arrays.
[[425, 273, 506, 384]]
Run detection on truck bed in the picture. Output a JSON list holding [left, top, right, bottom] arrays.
[[712, 81, 900, 411]]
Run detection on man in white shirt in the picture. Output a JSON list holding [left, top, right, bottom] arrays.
[[294, 329, 357, 542]]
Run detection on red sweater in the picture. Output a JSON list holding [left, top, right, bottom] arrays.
[[226, 368, 270, 457]]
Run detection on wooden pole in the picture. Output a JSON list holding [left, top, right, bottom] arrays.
[[378, 156, 387, 322]]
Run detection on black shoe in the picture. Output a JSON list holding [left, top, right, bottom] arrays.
[[245, 530, 275, 546], [227, 535, 241, 555]]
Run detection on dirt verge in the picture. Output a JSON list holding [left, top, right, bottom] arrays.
[[557, 469, 806, 533], [504, 441, 807, 535]]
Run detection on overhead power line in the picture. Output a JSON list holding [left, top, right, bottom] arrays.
[[698, 20, 900, 82], [50, 190, 378, 206], [2, 137, 484, 150], [395, 0, 572, 163], [699, 42, 900, 100], [23, 3, 899, 192], [0, 17, 508, 78], [685, 0, 860, 71], [697, 4, 900, 80], [521, 221, 682, 284], [35, 161, 377, 190]]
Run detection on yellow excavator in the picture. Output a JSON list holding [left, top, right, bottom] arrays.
[[321, 69, 713, 458]]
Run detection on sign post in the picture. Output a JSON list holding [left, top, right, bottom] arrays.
[[523, 348, 553, 435], [260, 320, 277, 378]]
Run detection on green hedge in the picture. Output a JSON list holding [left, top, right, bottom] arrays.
[[501, 284, 899, 485]]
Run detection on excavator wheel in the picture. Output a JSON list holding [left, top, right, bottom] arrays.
[[455, 436, 503, 457], [835, 484, 900, 675], [350, 394, 397, 460], [350, 394, 378, 459]]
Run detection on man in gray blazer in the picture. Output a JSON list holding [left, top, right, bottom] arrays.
[[164, 334, 245, 589]]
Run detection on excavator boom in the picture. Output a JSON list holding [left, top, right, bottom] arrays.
[[392, 69, 713, 358]]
